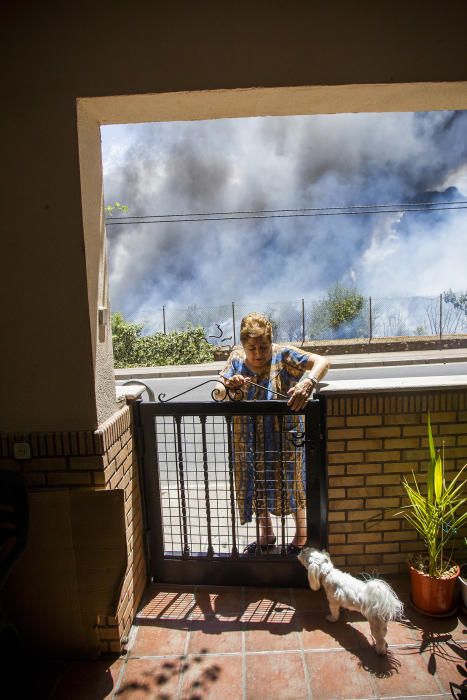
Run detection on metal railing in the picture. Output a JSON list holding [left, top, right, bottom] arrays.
[[137, 394, 326, 586]]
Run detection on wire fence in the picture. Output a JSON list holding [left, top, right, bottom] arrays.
[[121, 293, 467, 345]]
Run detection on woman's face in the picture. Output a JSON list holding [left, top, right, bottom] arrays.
[[243, 334, 272, 372]]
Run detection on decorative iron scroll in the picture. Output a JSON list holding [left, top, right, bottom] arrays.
[[202, 323, 233, 347], [157, 378, 289, 403], [208, 324, 232, 344]]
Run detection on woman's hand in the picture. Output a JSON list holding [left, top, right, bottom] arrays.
[[287, 379, 314, 412], [224, 374, 247, 390], [212, 374, 246, 401]]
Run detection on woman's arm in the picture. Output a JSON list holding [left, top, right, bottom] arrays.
[[287, 352, 331, 411], [212, 348, 246, 401], [303, 352, 331, 382]]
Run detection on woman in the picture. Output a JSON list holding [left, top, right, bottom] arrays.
[[217, 312, 330, 553]]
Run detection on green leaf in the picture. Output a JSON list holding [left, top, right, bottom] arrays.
[[427, 414, 436, 504], [434, 455, 443, 502]]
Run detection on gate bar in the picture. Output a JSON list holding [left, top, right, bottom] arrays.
[[174, 416, 190, 557], [200, 416, 214, 558], [278, 415, 286, 556], [226, 415, 239, 558]]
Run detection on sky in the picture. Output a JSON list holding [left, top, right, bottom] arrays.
[[101, 111, 467, 330]]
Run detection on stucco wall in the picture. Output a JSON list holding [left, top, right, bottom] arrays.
[[2, 0, 467, 662]]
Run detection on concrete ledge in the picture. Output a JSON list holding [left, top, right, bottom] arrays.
[[115, 384, 146, 401], [319, 374, 467, 394]]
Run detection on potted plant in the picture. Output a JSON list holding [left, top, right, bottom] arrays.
[[398, 414, 467, 615], [459, 538, 467, 612]]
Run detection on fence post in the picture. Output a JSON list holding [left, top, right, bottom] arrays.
[[369, 296, 372, 342], [232, 301, 236, 345], [439, 293, 443, 342], [301, 298, 305, 344], [162, 305, 166, 334]]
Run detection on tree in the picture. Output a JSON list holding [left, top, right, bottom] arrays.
[[264, 307, 280, 340], [105, 201, 129, 217], [381, 310, 407, 337], [308, 284, 368, 340], [425, 292, 466, 335], [442, 289, 467, 334], [278, 304, 303, 342], [111, 312, 143, 367], [443, 289, 467, 316]]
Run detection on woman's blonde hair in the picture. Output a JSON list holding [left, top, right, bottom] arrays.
[[240, 312, 273, 344]]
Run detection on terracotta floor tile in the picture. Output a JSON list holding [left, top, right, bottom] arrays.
[[181, 654, 243, 700], [187, 617, 243, 654], [116, 657, 184, 700], [241, 601, 295, 624], [291, 586, 328, 611], [409, 608, 467, 646], [298, 611, 360, 650], [191, 586, 244, 616], [129, 623, 189, 657], [245, 611, 300, 652], [305, 649, 376, 699], [240, 589, 294, 624], [51, 659, 123, 700], [243, 586, 293, 607], [348, 615, 418, 649], [430, 644, 467, 694], [381, 697, 451, 700], [138, 588, 195, 621], [246, 652, 308, 700], [371, 648, 441, 697], [190, 608, 241, 622]]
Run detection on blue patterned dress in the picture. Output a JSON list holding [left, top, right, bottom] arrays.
[[220, 344, 311, 525]]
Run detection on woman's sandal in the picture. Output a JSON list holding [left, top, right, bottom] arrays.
[[286, 543, 304, 554], [243, 538, 276, 554]]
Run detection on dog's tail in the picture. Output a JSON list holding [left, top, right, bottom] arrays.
[[361, 579, 404, 621]]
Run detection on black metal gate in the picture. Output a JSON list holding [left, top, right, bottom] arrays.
[[137, 397, 327, 587]]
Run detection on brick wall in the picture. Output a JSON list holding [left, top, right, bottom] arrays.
[[95, 405, 147, 653], [325, 389, 467, 575], [0, 401, 147, 654]]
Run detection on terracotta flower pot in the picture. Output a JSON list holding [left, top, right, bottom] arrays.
[[460, 564, 467, 611], [409, 563, 460, 615]]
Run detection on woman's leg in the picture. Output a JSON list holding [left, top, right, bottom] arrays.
[[257, 511, 276, 544], [290, 506, 307, 547]]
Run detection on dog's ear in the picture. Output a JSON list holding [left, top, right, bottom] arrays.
[[298, 547, 312, 568], [321, 550, 332, 564], [307, 561, 321, 591]]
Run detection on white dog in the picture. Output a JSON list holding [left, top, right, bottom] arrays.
[[298, 547, 403, 655]]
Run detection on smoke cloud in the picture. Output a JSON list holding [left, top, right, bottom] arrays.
[[102, 111, 467, 327]]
